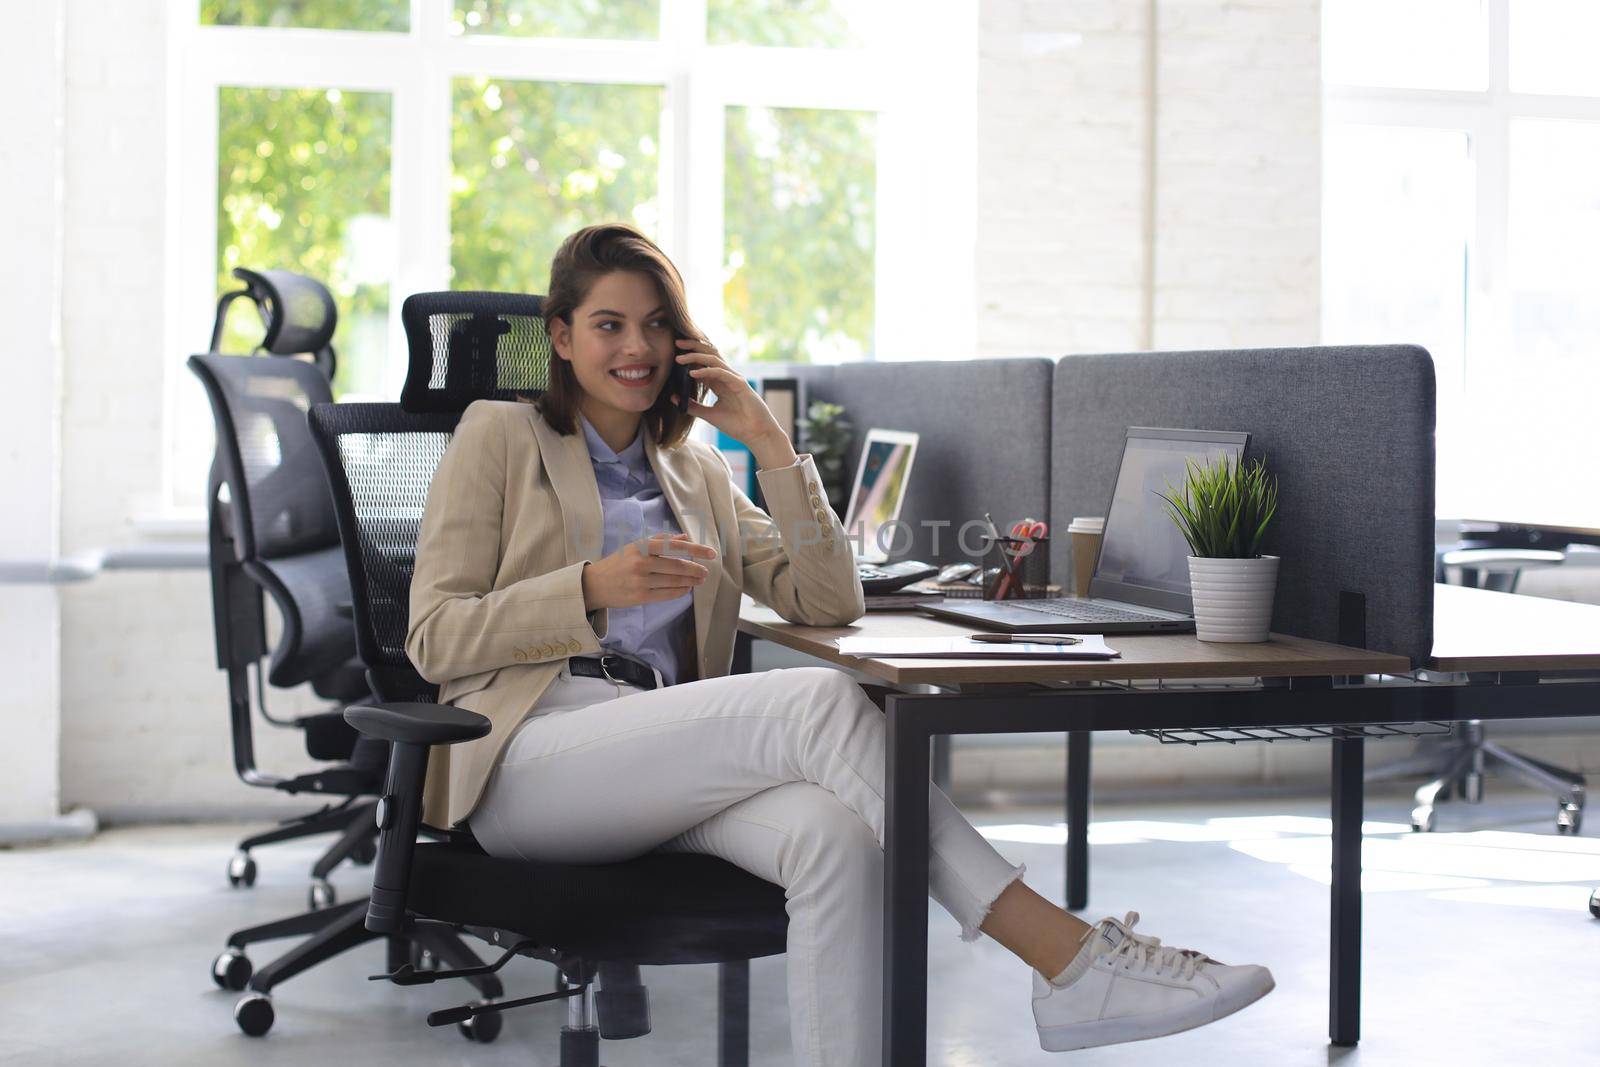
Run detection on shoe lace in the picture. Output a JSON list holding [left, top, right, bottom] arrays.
[[1089, 911, 1206, 982]]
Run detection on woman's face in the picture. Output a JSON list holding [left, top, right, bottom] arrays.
[[551, 270, 676, 430]]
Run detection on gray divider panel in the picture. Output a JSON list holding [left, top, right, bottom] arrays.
[[1051, 345, 1435, 665], [796, 359, 1055, 566]]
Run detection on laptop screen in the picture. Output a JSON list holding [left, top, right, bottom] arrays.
[[843, 430, 919, 561], [1089, 428, 1250, 613]]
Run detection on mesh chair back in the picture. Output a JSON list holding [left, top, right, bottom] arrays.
[[399, 291, 550, 412], [189, 353, 342, 560], [307, 402, 460, 703]]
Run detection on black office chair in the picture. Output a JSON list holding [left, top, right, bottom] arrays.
[[299, 291, 788, 1065], [190, 271, 387, 908], [1368, 544, 1588, 834]]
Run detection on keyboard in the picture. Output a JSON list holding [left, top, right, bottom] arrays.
[[1005, 598, 1171, 624]]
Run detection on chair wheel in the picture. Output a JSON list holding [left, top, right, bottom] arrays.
[[227, 852, 257, 888], [1590, 886, 1600, 919], [234, 993, 274, 1037], [308, 879, 336, 911], [1557, 803, 1582, 835], [1411, 806, 1435, 833], [352, 838, 378, 866], [458, 1002, 502, 1043], [212, 948, 252, 991]]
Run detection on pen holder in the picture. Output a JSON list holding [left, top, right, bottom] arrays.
[[982, 536, 1050, 600]]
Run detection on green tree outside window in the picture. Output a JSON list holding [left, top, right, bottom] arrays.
[[215, 86, 392, 395], [202, 0, 408, 32], [707, 0, 861, 48], [450, 78, 663, 292], [450, 0, 658, 39], [724, 105, 875, 362]]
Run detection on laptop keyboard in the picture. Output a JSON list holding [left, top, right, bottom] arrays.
[[1007, 599, 1170, 623]]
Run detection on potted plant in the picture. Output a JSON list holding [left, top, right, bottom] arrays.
[[1159, 454, 1280, 642]]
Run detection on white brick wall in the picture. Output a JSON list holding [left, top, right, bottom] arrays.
[[53, 0, 325, 820], [61, 0, 170, 555], [977, 0, 1321, 357], [978, 1, 1152, 356], [0, 0, 65, 825], [1152, 0, 1320, 349]]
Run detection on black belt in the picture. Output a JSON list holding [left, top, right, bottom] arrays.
[[569, 654, 659, 691]]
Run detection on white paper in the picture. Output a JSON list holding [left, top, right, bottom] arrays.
[[834, 635, 1119, 659]]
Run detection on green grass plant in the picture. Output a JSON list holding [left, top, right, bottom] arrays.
[[1158, 454, 1279, 559]]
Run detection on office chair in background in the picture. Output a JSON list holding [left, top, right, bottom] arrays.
[[190, 269, 384, 910], [199, 279, 502, 1037], [297, 290, 788, 1065], [1367, 542, 1587, 834]]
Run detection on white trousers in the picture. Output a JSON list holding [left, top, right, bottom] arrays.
[[470, 664, 1024, 1067]]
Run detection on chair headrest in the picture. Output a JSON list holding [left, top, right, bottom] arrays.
[[230, 268, 339, 357], [399, 291, 550, 413]]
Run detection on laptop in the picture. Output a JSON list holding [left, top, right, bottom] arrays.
[[844, 428, 920, 565], [921, 427, 1250, 634], [837, 428, 940, 591]]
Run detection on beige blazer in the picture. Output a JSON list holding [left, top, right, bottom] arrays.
[[406, 399, 866, 829]]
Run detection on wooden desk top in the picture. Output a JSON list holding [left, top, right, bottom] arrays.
[[1429, 583, 1600, 672], [737, 599, 1408, 686]]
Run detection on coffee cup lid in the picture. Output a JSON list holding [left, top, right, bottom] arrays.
[[1068, 516, 1105, 533]]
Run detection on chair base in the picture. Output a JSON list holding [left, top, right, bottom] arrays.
[[231, 798, 377, 897], [1367, 721, 1587, 833], [217, 898, 502, 1039]]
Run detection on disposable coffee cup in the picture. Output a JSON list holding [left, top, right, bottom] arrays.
[[1067, 516, 1105, 597]]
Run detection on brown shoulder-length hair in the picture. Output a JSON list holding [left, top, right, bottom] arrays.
[[535, 223, 704, 447]]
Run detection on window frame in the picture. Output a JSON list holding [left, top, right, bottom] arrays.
[[164, 0, 977, 513], [1322, 0, 1600, 523]]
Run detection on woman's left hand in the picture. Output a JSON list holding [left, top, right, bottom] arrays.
[[675, 338, 795, 467]]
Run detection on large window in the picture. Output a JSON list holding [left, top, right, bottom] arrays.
[[169, 1, 975, 512], [1322, 0, 1600, 528]]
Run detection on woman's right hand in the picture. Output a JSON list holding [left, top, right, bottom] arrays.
[[581, 532, 718, 611]]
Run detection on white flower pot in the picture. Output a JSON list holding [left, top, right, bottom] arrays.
[[1187, 555, 1280, 643]]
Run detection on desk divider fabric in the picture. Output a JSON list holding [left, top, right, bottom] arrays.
[[788, 359, 1055, 566], [1050, 345, 1436, 666]]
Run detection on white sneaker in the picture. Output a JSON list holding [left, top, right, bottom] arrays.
[[1032, 912, 1274, 1052]]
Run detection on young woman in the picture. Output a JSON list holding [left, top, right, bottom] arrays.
[[406, 223, 1273, 1063]]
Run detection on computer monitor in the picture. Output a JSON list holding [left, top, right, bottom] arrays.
[[1089, 427, 1250, 613], [843, 428, 919, 563]]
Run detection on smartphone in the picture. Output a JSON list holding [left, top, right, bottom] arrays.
[[667, 333, 695, 414]]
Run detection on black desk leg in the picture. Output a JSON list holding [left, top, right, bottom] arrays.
[[1330, 736, 1364, 1046], [732, 631, 753, 676], [883, 694, 931, 1066], [1066, 731, 1091, 911], [931, 735, 952, 793]]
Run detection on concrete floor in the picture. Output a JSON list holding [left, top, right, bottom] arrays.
[[2, 789, 1598, 1066]]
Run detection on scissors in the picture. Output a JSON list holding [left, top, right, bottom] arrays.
[[1009, 518, 1048, 542]]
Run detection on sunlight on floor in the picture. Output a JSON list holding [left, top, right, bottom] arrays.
[[977, 817, 1600, 909]]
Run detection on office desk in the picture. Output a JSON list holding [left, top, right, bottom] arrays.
[[736, 586, 1600, 1062]]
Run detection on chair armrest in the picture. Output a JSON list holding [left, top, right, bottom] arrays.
[[344, 702, 490, 746], [344, 701, 488, 935]]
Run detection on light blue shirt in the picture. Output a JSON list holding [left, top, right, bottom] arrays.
[[579, 415, 696, 686]]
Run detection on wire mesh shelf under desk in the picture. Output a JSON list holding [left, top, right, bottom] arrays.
[[1129, 721, 1454, 746]]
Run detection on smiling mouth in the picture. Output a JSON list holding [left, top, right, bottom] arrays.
[[610, 366, 656, 387]]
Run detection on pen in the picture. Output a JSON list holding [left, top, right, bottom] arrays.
[[969, 633, 1083, 646], [983, 511, 1019, 598]]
